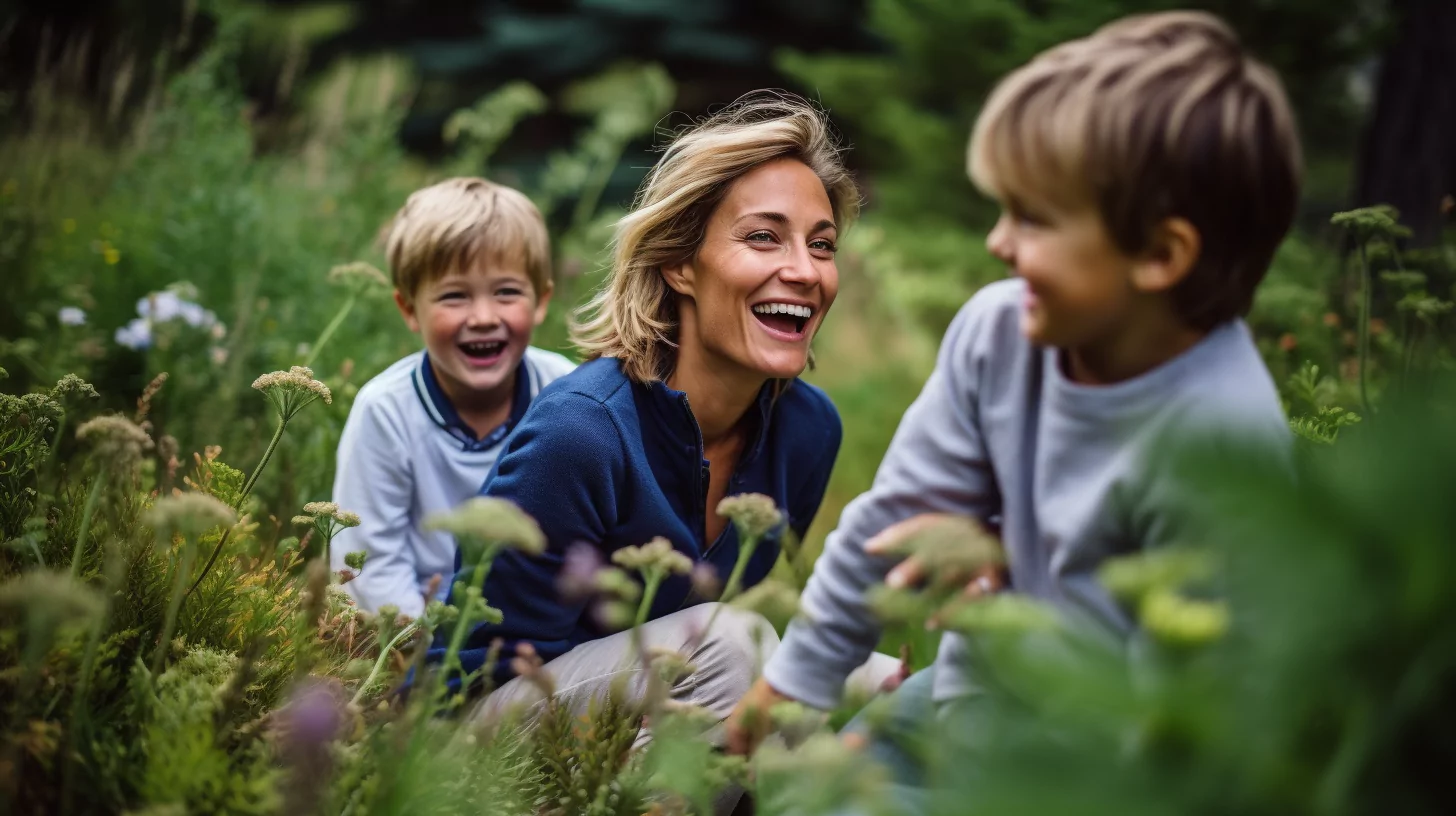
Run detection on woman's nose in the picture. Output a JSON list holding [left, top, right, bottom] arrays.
[[777, 245, 823, 286]]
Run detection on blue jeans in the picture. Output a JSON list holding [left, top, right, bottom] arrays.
[[829, 669, 987, 816]]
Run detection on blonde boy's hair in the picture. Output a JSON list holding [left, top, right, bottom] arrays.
[[969, 11, 1302, 330], [384, 177, 551, 303], [572, 93, 860, 383]]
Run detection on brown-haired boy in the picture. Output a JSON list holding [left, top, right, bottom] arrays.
[[725, 10, 1301, 801], [331, 178, 574, 618]]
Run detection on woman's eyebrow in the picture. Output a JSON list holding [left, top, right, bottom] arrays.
[[738, 212, 838, 233]]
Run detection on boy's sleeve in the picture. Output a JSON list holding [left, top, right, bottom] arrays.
[[451, 391, 626, 680], [330, 398, 426, 619], [764, 297, 1003, 710]]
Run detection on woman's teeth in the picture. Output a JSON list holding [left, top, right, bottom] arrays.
[[751, 302, 812, 334], [752, 303, 813, 319]]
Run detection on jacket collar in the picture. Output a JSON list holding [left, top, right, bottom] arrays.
[[412, 353, 532, 452], [641, 375, 777, 465]]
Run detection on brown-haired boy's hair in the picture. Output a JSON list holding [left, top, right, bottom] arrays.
[[383, 177, 552, 303], [968, 11, 1302, 330]]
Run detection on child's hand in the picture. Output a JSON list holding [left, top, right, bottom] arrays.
[[725, 676, 795, 757], [865, 513, 1008, 606]]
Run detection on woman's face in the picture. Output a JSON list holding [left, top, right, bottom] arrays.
[[665, 157, 840, 383]]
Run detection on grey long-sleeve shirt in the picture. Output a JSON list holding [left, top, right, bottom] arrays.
[[764, 278, 1289, 708]]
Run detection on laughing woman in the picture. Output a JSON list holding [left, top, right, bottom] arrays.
[[445, 93, 898, 725]]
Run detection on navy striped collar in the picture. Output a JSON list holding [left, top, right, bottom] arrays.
[[412, 353, 532, 452]]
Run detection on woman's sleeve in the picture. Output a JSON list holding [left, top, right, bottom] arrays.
[[451, 390, 627, 680]]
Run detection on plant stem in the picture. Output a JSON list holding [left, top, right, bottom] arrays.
[[304, 292, 356, 368], [1355, 241, 1373, 417], [636, 572, 665, 629], [436, 545, 498, 702], [185, 416, 287, 601], [703, 533, 761, 634], [69, 473, 106, 578], [352, 620, 420, 706], [151, 534, 199, 675], [237, 416, 287, 508]]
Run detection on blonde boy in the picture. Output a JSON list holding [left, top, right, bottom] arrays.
[[726, 9, 1302, 793], [332, 178, 575, 618]]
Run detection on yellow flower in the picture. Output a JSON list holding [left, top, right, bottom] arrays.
[[102, 242, 120, 265], [62, 218, 77, 234]]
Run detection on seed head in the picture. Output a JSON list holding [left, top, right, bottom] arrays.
[[424, 497, 546, 557], [252, 366, 332, 421], [327, 261, 391, 294], [343, 551, 368, 571], [146, 492, 237, 538], [717, 494, 783, 541], [76, 414, 154, 473], [612, 536, 692, 576], [730, 580, 802, 628], [50, 373, 99, 406], [1140, 588, 1229, 647]]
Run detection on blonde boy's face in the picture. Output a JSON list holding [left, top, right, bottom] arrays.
[[394, 258, 551, 408], [985, 199, 1143, 349]]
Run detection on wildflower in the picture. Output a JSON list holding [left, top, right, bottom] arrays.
[[272, 675, 349, 751], [253, 365, 333, 422], [58, 307, 86, 326], [1322, 312, 1340, 328], [1330, 204, 1413, 241], [51, 374, 99, 406], [612, 537, 692, 576], [76, 414, 153, 473], [1099, 548, 1216, 606], [103, 243, 120, 265], [114, 318, 152, 350], [343, 551, 368, 571], [558, 542, 604, 602], [647, 647, 694, 685], [1279, 333, 1297, 352], [690, 562, 721, 600], [937, 594, 1060, 636], [328, 261, 391, 294], [594, 566, 642, 603], [424, 497, 546, 562], [146, 492, 236, 538], [209, 346, 228, 366], [1140, 588, 1229, 647], [717, 493, 783, 541], [731, 580, 802, 629]]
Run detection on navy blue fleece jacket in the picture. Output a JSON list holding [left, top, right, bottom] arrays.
[[436, 356, 842, 685]]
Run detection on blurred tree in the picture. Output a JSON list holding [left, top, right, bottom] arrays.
[[779, 0, 1390, 229], [1354, 0, 1456, 245]]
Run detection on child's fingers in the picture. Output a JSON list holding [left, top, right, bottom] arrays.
[[865, 513, 957, 556], [885, 555, 927, 589], [964, 564, 1007, 598]]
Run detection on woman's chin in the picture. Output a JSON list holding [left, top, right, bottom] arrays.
[[749, 352, 810, 381]]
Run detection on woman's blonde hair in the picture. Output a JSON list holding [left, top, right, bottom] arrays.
[[572, 92, 859, 383]]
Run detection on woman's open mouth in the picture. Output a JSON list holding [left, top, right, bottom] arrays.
[[458, 339, 507, 367], [750, 301, 814, 340]]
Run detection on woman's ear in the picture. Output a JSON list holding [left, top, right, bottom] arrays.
[[660, 261, 697, 298], [1131, 217, 1201, 294]]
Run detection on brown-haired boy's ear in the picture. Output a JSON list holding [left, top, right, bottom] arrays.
[[394, 289, 421, 333], [660, 261, 696, 299], [1131, 217, 1201, 294]]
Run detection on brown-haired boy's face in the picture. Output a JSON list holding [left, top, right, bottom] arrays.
[[394, 257, 551, 416], [986, 201, 1142, 350]]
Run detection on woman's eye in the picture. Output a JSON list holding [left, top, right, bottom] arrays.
[[745, 230, 776, 243], [809, 239, 838, 253]]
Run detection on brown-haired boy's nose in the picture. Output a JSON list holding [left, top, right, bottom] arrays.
[[986, 214, 1016, 266]]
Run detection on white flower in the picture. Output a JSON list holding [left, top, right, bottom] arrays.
[[58, 307, 87, 326], [115, 318, 152, 349], [137, 290, 183, 322]]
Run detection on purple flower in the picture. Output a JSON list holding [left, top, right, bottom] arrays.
[[557, 542, 603, 603], [58, 307, 86, 326], [277, 678, 346, 748]]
